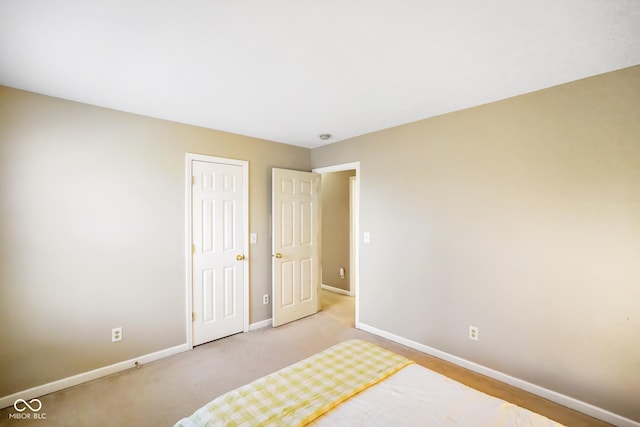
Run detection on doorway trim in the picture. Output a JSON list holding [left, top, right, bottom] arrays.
[[185, 153, 250, 349], [312, 162, 360, 329], [349, 176, 357, 297]]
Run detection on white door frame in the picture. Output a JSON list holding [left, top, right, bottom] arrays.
[[185, 153, 249, 349], [312, 162, 360, 329], [349, 176, 357, 296]]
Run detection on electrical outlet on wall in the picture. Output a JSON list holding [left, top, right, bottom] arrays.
[[469, 326, 479, 341], [263, 294, 269, 305], [112, 327, 122, 342]]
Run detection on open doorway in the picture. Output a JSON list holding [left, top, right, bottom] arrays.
[[313, 162, 360, 328]]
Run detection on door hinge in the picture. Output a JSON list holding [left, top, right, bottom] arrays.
[[192, 243, 196, 253], [192, 175, 196, 185], [192, 312, 195, 322]]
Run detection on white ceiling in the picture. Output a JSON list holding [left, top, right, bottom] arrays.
[[1, 1, 639, 148]]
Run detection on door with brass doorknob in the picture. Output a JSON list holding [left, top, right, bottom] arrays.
[[271, 168, 321, 327], [190, 157, 248, 346]]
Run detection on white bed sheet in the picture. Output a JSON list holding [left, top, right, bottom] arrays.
[[310, 364, 565, 427]]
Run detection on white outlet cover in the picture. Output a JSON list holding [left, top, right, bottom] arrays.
[[469, 326, 479, 341]]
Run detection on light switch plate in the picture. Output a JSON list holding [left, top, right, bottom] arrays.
[[363, 232, 370, 243]]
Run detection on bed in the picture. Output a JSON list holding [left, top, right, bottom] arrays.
[[175, 339, 564, 427]]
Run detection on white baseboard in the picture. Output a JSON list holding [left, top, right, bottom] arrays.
[[358, 323, 639, 427], [321, 284, 353, 296], [2, 320, 274, 411], [0, 343, 189, 410], [249, 318, 272, 330]]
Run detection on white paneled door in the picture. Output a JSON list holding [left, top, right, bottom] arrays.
[[272, 168, 321, 327], [191, 159, 246, 345]]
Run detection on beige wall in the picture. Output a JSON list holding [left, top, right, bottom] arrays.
[[2, 64, 639, 421], [321, 170, 356, 291], [311, 65, 640, 422], [0, 86, 310, 397]]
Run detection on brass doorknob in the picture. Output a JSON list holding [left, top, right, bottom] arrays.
[[274, 253, 283, 258], [236, 254, 245, 261]]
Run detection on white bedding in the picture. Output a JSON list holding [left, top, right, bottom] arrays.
[[311, 364, 565, 427]]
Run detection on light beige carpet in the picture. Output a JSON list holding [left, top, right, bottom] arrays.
[[0, 291, 610, 427], [0, 291, 362, 427]]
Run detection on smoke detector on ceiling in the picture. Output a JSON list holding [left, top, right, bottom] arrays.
[[319, 133, 332, 141]]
